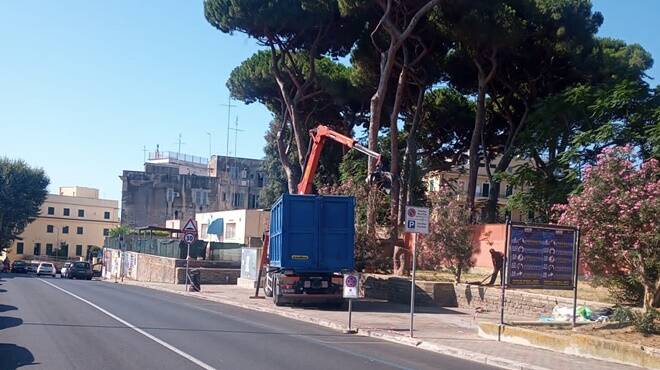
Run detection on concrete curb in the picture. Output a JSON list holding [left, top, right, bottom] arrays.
[[479, 321, 660, 370], [108, 280, 549, 370]]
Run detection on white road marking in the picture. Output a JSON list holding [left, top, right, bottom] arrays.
[[40, 279, 216, 370]]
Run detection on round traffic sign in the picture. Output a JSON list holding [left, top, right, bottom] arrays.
[[345, 275, 358, 288], [407, 208, 416, 217], [183, 233, 195, 244]]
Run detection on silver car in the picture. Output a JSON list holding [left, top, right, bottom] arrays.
[[37, 262, 56, 277], [60, 262, 73, 278]]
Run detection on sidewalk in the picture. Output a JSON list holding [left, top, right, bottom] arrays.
[[111, 280, 640, 370]]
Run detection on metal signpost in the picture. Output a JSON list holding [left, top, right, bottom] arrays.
[[404, 206, 429, 338], [500, 222, 580, 339], [181, 218, 198, 292], [343, 272, 359, 334]]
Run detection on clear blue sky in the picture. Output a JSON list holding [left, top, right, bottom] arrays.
[[0, 0, 658, 203]]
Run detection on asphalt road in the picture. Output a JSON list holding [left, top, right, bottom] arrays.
[[0, 273, 497, 370]]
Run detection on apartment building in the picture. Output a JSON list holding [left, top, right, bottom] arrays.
[[4, 186, 119, 261], [120, 151, 266, 228], [425, 157, 532, 223]]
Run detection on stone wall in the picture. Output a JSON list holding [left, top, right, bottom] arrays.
[[105, 248, 240, 285], [136, 253, 177, 283], [175, 268, 240, 285], [455, 283, 608, 316], [360, 274, 457, 307], [359, 274, 608, 317]]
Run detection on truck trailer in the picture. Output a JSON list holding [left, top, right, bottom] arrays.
[[264, 193, 355, 306]]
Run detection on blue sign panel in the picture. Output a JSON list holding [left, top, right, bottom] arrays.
[[506, 224, 577, 290]]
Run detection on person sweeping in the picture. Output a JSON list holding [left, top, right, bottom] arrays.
[[487, 248, 504, 285]]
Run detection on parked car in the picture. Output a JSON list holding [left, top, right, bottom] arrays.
[[69, 261, 93, 280], [60, 262, 73, 278], [27, 262, 39, 274], [10, 260, 28, 273], [37, 262, 56, 277]]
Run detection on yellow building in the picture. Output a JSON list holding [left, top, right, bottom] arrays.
[[3, 186, 119, 262], [425, 157, 533, 223]]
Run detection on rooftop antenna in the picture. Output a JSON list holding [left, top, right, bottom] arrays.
[[142, 145, 148, 163], [229, 116, 245, 185], [219, 96, 236, 174], [230, 116, 245, 160], [175, 133, 185, 156]]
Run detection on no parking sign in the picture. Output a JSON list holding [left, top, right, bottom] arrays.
[[343, 272, 359, 299]]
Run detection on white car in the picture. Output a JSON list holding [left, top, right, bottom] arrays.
[[37, 262, 56, 277], [60, 262, 72, 278]]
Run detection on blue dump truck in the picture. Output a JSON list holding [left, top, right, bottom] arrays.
[[264, 194, 355, 306]]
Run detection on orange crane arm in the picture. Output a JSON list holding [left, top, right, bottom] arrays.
[[297, 125, 381, 195]]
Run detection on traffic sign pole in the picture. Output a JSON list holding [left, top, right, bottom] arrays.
[[343, 272, 359, 334], [180, 218, 198, 293], [185, 242, 191, 292], [410, 233, 417, 338]]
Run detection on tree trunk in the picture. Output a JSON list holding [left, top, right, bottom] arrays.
[[389, 63, 408, 241], [367, 42, 398, 236], [485, 182, 501, 223], [467, 78, 487, 217], [467, 52, 497, 219], [485, 154, 513, 223], [644, 282, 656, 312], [399, 85, 425, 225], [275, 118, 299, 194]]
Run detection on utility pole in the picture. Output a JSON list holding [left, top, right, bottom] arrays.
[[142, 145, 148, 163]]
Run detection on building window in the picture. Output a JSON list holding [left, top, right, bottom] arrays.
[[481, 183, 490, 197], [232, 193, 243, 208], [62, 226, 69, 234], [34, 243, 41, 255], [47, 225, 54, 233], [104, 211, 111, 219], [248, 194, 258, 208], [63, 208, 70, 216], [103, 228, 109, 236], [225, 223, 236, 240], [16, 242, 24, 254], [78, 209, 85, 217], [77, 227, 84, 235], [241, 169, 248, 179], [527, 211, 535, 222], [59, 244, 69, 257], [222, 192, 226, 202], [505, 185, 513, 197], [257, 173, 264, 187], [47, 207, 55, 215], [46, 243, 53, 256], [75, 244, 83, 256]]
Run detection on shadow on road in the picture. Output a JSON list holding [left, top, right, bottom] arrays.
[[0, 304, 17, 313], [0, 343, 37, 369]]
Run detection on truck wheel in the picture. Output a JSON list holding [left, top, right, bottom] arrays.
[[264, 272, 273, 297]]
